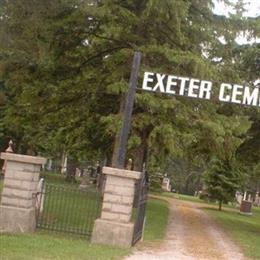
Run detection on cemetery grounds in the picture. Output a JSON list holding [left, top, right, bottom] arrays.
[[0, 175, 260, 259], [0, 173, 168, 260]]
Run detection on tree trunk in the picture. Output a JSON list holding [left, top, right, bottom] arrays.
[[65, 156, 77, 183], [218, 199, 222, 211], [132, 144, 146, 172]]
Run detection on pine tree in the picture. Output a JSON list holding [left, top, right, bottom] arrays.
[[204, 158, 245, 210], [0, 0, 254, 177]]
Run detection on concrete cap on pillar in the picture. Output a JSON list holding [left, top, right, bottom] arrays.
[[0, 152, 47, 165], [103, 166, 141, 179]]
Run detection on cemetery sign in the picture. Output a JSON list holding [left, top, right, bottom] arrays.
[[142, 72, 260, 107]]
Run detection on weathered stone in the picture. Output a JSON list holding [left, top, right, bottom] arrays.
[[0, 205, 36, 233], [105, 185, 135, 197], [0, 153, 46, 165], [0, 152, 46, 233], [102, 202, 112, 211], [119, 213, 131, 223], [106, 175, 135, 188], [91, 219, 134, 247], [111, 204, 132, 215], [4, 179, 38, 191], [121, 196, 133, 204], [92, 167, 141, 247], [102, 167, 141, 180], [103, 193, 133, 206], [103, 194, 122, 203], [1, 196, 35, 208], [2, 187, 34, 199], [5, 170, 40, 182], [101, 211, 120, 221]]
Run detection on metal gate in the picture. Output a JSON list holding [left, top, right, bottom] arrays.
[[36, 182, 102, 239], [132, 173, 148, 245]]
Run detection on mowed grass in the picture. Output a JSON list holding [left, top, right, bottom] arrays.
[[144, 198, 169, 241], [205, 206, 260, 259], [159, 192, 260, 259], [40, 171, 80, 186], [0, 172, 170, 259], [0, 197, 169, 260], [38, 183, 102, 237], [0, 232, 130, 260]]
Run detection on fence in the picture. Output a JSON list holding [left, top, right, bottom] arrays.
[[132, 173, 148, 245], [36, 182, 102, 238]]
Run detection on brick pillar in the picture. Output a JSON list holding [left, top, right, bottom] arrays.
[[0, 153, 46, 233], [91, 167, 141, 247]]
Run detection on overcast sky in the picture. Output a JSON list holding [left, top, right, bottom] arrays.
[[213, 0, 260, 17], [213, 0, 260, 44]]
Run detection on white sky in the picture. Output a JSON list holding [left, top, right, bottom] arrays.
[[213, 0, 260, 44], [213, 0, 260, 17]]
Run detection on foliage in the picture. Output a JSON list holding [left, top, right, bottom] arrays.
[[203, 158, 245, 210], [0, 0, 258, 189], [0, 197, 169, 260], [148, 170, 164, 192]]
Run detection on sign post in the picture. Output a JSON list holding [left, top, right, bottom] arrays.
[[112, 52, 142, 169]]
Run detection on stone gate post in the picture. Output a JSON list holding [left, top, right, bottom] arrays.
[[91, 166, 141, 247], [0, 153, 46, 233]]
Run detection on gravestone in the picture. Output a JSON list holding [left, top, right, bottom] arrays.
[[79, 169, 91, 190]]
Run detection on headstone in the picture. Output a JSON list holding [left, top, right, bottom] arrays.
[[162, 176, 171, 192], [235, 191, 243, 205], [79, 167, 92, 190], [240, 194, 253, 216], [253, 192, 260, 207]]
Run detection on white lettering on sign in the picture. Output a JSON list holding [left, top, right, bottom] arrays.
[[243, 87, 259, 106], [188, 78, 200, 98], [142, 72, 213, 100], [231, 84, 244, 104], [166, 76, 177, 94], [142, 72, 154, 91], [142, 72, 260, 107], [219, 83, 232, 102], [199, 81, 212, 100], [154, 73, 166, 93]]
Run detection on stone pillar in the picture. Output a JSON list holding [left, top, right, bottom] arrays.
[[0, 153, 46, 233], [91, 167, 141, 247]]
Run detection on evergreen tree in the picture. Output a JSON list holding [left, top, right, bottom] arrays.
[[0, 0, 255, 180], [204, 158, 245, 210]]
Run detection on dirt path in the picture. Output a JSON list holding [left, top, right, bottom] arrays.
[[125, 198, 245, 260]]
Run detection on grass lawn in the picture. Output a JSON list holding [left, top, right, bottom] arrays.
[[0, 198, 169, 260], [40, 171, 80, 186], [0, 232, 130, 260], [37, 183, 101, 237], [205, 207, 260, 259], [159, 192, 260, 259], [144, 198, 169, 241]]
